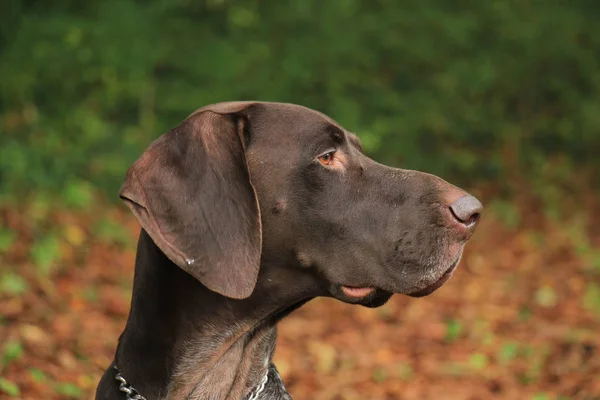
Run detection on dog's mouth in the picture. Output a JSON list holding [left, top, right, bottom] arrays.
[[332, 284, 392, 308], [331, 252, 462, 305], [340, 286, 376, 298]]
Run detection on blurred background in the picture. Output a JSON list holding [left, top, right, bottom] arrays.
[[1, 1, 599, 399]]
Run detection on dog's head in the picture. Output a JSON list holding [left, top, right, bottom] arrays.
[[120, 102, 482, 306]]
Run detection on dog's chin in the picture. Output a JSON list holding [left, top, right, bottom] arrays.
[[327, 250, 463, 305], [406, 257, 461, 298]]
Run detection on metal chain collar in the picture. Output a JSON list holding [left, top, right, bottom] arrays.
[[246, 369, 269, 400], [113, 365, 269, 400], [113, 366, 147, 400]]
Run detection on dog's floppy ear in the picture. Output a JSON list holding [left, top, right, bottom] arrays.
[[119, 102, 261, 299]]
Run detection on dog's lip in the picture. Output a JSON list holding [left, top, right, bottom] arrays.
[[408, 259, 460, 298], [340, 286, 376, 298]]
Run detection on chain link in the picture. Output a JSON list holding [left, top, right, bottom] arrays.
[[113, 365, 269, 400], [246, 369, 269, 400], [113, 366, 147, 400]]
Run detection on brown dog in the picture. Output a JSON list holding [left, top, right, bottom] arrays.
[[96, 102, 482, 400]]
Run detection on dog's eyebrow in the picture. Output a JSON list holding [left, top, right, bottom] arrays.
[[323, 124, 364, 154], [325, 125, 345, 144], [347, 132, 364, 152]]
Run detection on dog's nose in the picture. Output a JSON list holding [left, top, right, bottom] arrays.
[[449, 195, 482, 228]]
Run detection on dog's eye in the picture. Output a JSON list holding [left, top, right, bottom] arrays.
[[317, 151, 336, 166]]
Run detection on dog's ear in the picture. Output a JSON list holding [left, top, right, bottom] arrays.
[[119, 102, 261, 299]]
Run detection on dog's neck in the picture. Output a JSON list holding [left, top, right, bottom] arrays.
[[114, 230, 319, 400]]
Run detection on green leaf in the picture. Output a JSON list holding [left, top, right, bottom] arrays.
[[0, 378, 20, 397], [54, 382, 84, 398], [535, 286, 557, 308], [30, 234, 60, 274], [583, 283, 600, 315], [2, 341, 24, 369], [445, 318, 463, 342], [28, 367, 48, 383], [468, 353, 488, 370], [62, 180, 94, 209], [519, 306, 533, 322], [499, 342, 519, 364], [0, 229, 15, 254], [0, 272, 29, 296]]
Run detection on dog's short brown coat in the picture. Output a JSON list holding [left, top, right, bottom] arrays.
[[96, 102, 481, 399]]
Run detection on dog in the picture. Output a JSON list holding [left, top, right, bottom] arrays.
[[95, 101, 482, 399]]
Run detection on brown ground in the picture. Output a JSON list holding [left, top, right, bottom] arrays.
[[1, 199, 599, 400]]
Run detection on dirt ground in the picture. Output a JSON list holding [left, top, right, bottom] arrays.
[[1, 200, 599, 400]]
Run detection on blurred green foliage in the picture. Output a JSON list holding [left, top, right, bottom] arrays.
[[0, 377, 20, 397], [1, 0, 599, 205], [444, 318, 464, 342], [54, 382, 84, 398], [1, 340, 23, 371]]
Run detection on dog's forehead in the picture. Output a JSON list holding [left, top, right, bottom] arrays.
[[189, 101, 344, 131], [257, 102, 340, 126]]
